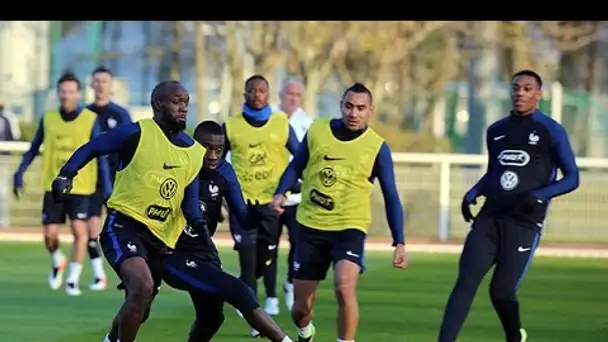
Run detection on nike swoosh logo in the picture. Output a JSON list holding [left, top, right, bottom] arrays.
[[517, 246, 531, 252], [493, 135, 506, 141], [249, 143, 261, 148], [323, 155, 345, 161], [163, 163, 181, 170]]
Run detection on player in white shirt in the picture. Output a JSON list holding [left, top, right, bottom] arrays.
[[272, 78, 312, 314]]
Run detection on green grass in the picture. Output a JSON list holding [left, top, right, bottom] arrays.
[[0, 243, 607, 342]]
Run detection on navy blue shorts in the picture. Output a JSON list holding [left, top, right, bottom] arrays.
[[87, 188, 105, 218], [99, 210, 170, 287], [42, 191, 90, 225], [294, 225, 367, 281], [164, 251, 259, 314], [230, 204, 281, 248]]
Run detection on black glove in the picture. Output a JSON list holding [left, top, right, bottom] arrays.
[[522, 193, 544, 214], [51, 175, 74, 203], [191, 220, 213, 246], [460, 189, 480, 223]]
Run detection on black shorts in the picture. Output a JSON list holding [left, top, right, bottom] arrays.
[[164, 251, 258, 314], [41, 191, 90, 225], [99, 210, 171, 286], [230, 204, 281, 248], [294, 225, 367, 281], [88, 188, 105, 218]]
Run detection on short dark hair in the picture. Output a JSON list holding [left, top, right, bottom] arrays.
[[150, 80, 181, 103], [92, 66, 113, 77], [57, 72, 81, 90], [193, 120, 224, 141], [245, 74, 269, 91], [342, 82, 373, 103], [512, 70, 543, 88]]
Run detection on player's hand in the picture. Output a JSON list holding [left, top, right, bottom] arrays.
[[393, 243, 408, 269], [13, 172, 24, 200], [522, 193, 544, 213], [269, 194, 287, 215], [51, 176, 73, 203], [191, 220, 213, 246], [461, 189, 480, 223]]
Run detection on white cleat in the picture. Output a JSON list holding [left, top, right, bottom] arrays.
[[48, 256, 68, 290], [284, 282, 294, 311], [251, 328, 261, 338], [102, 334, 111, 342], [65, 282, 82, 296], [264, 297, 280, 316], [89, 278, 107, 291], [520, 328, 528, 342]]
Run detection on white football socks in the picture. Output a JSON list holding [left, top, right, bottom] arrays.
[[281, 337, 294, 342], [91, 257, 106, 279], [337, 339, 354, 342], [66, 262, 83, 285], [51, 249, 64, 267]]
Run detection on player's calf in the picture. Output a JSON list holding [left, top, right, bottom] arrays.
[[333, 260, 361, 342], [116, 257, 156, 342], [187, 313, 224, 342], [43, 224, 67, 290]]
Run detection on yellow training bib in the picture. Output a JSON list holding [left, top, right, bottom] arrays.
[[225, 113, 290, 204], [42, 109, 98, 195], [107, 119, 205, 248], [296, 119, 384, 233]]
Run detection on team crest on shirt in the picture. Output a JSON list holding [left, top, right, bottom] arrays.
[[107, 118, 117, 129], [528, 131, 539, 145], [209, 183, 219, 197]]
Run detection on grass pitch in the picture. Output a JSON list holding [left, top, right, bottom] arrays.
[[0, 242, 606, 342]]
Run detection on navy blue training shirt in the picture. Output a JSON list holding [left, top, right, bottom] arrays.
[[59, 121, 205, 226], [87, 102, 132, 181], [275, 118, 405, 246], [474, 110, 579, 223], [176, 159, 251, 256], [16, 107, 112, 196]]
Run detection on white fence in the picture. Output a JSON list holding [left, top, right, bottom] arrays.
[[2, 141, 608, 243]]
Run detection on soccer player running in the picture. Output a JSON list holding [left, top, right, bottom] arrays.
[[85, 66, 133, 291], [438, 70, 580, 342], [13, 72, 112, 296], [223, 74, 299, 336], [270, 82, 408, 342], [51, 81, 209, 342], [275, 78, 312, 312], [161, 120, 294, 342]]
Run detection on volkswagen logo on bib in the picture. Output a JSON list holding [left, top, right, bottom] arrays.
[[159, 178, 178, 200], [500, 171, 519, 191]]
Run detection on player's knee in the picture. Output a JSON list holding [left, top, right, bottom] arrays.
[[334, 282, 357, 306], [87, 238, 101, 259], [489, 284, 515, 303], [226, 277, 259, 314], [124, 273, 155, 309], [292, 300, 313, 321], [454, 273, 482, 295]]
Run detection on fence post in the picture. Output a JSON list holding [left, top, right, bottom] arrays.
[[438, 159, 451, 241]]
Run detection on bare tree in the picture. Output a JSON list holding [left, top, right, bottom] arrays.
[[170, 21, 182, 80], [193, 21, 206, 121], [224, 21, 245, 116], [282, 21, 356, 118], [241, 21, 287, 81]]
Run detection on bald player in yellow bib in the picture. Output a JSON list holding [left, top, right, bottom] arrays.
[[270, 83, 409, 342], [223, 75, 300, 334], [51, 81, 210, 342]]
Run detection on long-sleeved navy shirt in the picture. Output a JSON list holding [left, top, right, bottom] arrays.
[[176, 160, 250, 257], [86, 102, 132, 180], [59, 121, 205, 226], [222, 114, 301, 158], [16, 107, 112, 196], [275, 119, 405, 246], [474, 110, 579, 223]]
